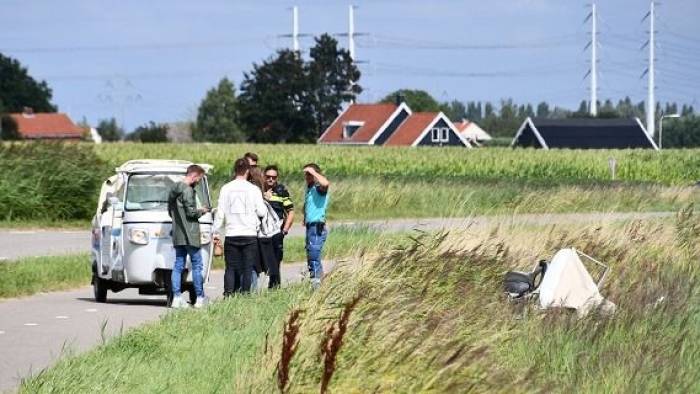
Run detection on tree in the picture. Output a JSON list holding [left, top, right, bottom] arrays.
[[96, 118, 124, 142], [238, 50, 315, 143], [308, 34, 361, 135], [664, 116, 700, 148], [380, 89, 441, 112], [127, 121, 169, 143], [0, 53, 56, 113], [192, 78, 244, 142], [440, 100, 467, 121], [536, 101, 550, 118], [0, 115, 20, 140]]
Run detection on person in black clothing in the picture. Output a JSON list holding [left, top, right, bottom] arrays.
[[263, 165, 295, 288]]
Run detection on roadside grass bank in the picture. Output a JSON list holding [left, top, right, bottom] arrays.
[[0, 254, 91, 299], [20, 285, 306, 393], [238, 207, 700, 392], [0, 227, 394, 299], [19, 209, 700, 392]]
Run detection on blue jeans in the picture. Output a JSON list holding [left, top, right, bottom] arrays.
[[172, 245, 204, 298], [306, 224, 328, 280]]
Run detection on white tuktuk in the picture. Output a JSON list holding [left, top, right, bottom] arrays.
[[90, 160, 214, 306]]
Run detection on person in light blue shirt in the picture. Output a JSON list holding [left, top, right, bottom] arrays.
[[302, 163, 330, 289]]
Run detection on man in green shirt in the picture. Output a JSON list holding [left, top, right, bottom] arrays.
[[168, 164, 209, 308]]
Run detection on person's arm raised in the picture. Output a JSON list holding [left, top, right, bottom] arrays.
[[305, 168, 330, 193]]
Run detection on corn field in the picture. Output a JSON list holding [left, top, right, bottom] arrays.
[[96, 143, 700, 186]]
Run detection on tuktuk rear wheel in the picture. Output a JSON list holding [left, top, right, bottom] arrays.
[[93, 274, 108, 303]]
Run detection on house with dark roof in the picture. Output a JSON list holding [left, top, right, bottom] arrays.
[[511, 117, 658, 150], [318, 102, 470, 148], [7, 109, 84, 140]]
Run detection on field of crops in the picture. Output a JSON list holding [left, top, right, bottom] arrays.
[[96, 143, 700, 186]]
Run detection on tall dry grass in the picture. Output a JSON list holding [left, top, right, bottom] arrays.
[[241, 206, 700, 392]]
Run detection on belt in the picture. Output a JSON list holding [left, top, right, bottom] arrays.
[[306, 221, 325, 226]]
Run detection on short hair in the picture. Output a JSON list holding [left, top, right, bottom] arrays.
[[244, 152, 259, 162], [264, 164, 279, 174], [186, 164, 205, 175], [233, 158, 249, 176], [303, 163, 322, 173]]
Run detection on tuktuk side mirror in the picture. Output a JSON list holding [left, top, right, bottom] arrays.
[[108, 196, 124, 218]]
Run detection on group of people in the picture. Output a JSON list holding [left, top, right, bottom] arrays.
[[167, 152, 330, 308]]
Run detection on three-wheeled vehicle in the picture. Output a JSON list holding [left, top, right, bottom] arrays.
[[90, 160, 214, 306]]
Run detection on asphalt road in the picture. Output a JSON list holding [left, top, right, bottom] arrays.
[[0, 263, 327, 393], [0, 212, 672, 261]]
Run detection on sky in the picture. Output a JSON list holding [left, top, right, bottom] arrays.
[[2, 0, 699, 131]]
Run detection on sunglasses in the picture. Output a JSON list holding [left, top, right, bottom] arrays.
[[265, 175, 278, 179]]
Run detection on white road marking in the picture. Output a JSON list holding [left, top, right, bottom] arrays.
[[55, 316, 69, 319], [9, 231, 37, 235], [84, 308, 98, 313], [23, 323, 38, 327], [0, 257, 7, 261], [0, 330, 5, 335]]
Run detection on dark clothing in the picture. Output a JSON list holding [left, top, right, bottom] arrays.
[[267, 184, 294, 223], [258, 237, 275, 274], [268, 233, 285, 288], [266, 184, 293, 288], [223, 236, 258, 294], [167, 182, 203, 247]]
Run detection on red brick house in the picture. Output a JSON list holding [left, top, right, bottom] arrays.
[[318, 102, 470, 148], [8, 110, 84, 140]]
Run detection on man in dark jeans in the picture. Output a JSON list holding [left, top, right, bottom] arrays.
[[168, 164, 209, 308], [263, 165, 295, 288], [213, 158, 267, 294]]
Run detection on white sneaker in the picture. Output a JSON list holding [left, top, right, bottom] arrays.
[[194, 296, 208, 309], [171, 295, 188, 309], [311, 278, 321, 290]]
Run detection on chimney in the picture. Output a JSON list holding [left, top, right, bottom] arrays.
[[395, 92, 405, 106], [22, 107, 34, 118]]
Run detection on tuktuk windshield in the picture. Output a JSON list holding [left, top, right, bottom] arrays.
[[125, 173, 210, 212]]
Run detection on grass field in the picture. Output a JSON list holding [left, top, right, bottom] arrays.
[[2, 142, 699, 224], [0, 226, 394, 299], [21, 207, 700, 392], [95, 143, 700, 186]]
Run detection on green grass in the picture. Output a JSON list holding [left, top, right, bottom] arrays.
[[20, 286, 305, 393], [0, 254, 91, 298], [237, 209, 700, 392], [95, 143, 700, 185], [18, 209, 700, 392]]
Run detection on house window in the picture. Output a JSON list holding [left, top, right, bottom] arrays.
[[431, 127, 440, 142], [343, 121, 364, 139], [440, 127, 449, 142]]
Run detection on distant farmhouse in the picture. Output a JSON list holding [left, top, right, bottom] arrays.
[[7, 108, 84, 141], [454, 119, 492, 145], [318, 101, 472, 148], [511, 117, 658, 150]]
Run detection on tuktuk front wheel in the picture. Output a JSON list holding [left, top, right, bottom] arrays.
[[93, 274, 108, 303]]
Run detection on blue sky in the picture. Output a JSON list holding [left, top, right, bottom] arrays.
[[2, 0, 699, 131]]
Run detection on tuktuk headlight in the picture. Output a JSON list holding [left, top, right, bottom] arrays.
[[128, 228, 149, 245], [200, 230, 212, 245]]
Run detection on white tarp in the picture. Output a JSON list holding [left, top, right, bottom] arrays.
[[539, 248, 615, 316]]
